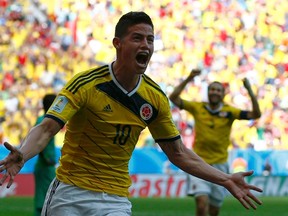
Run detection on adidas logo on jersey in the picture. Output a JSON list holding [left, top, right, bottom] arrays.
[[103, 104, 113, 112]]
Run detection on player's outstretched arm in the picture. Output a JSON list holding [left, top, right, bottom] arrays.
[[242, 78, 261, 119], [0, 118, 61, 188], [169, 69, 201, 107], [158, 139, 263, 209]]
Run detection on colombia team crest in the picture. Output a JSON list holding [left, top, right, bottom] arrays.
[[140, 103, 153, 120]]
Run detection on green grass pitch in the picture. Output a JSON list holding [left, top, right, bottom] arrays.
[[0, 196, 287, 216]]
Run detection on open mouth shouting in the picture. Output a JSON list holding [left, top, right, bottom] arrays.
[[136, 51, 150, 69]]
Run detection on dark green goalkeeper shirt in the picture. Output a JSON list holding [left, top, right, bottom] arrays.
[[34, 115, 56, 215]]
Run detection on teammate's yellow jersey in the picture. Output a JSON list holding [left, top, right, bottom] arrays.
[[46, 63, 180, 197], [181, 101, 242, 164]]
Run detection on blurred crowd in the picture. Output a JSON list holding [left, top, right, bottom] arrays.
[[0, 0, 287, 150]]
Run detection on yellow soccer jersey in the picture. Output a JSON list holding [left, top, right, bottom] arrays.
[[46, 63, 180, 197], [181, 101, 242, 164]]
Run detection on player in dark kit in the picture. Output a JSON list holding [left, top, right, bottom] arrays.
[[34, 94, 57, 216]]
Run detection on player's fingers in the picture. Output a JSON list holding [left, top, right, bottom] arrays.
[[0, 163, 6, 172], [0, 173, 8, 186], [3, 142, 14, 151], [248, 184, 263, 193], [242, 170, 254, 177], [7, 174, 14, 188], [238, 197, 250, 209], [243, 196, 257, 210], [247, 192, 262, 205]]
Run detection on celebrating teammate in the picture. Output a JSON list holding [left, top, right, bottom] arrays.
[[169, 69, 261, 216], [0, 12, 262, 216]]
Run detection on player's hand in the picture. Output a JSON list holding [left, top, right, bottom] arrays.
[[0, 142, 24, 188], [187, 69, 201, 81], [242, 78, 251, 90], [225, 171, 262, 210]]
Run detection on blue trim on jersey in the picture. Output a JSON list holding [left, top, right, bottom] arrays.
[[96, 81, 159, 124], [66, 65, 109, 94], [240, 110, 249, 119], [142, 75, 166, 97], [44, 114, 65, 128]]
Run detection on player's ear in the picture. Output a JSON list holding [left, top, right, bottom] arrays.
[[113, 37, 121, 49]]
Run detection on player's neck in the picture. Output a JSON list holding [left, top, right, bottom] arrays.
[[112, 61, 141, 92]]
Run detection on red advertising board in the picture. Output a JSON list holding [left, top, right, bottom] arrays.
[[0, 174, 34, 197], [0, 174, 287, 197]]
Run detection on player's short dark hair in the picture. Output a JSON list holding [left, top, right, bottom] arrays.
[[43, 94, 56, 113], [115, 11, 154, 38]]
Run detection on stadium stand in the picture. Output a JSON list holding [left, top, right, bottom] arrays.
[[0, 0, 287, 151]]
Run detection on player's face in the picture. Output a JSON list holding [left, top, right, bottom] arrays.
[[116, 23, 154, 74], [208, 83, 225, 105]]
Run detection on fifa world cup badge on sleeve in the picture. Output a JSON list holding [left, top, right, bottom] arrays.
[[51, 96, 68, 113]]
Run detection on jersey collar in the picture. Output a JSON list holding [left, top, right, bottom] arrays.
[[205, 103, 223, 114], [109, 62, 142, 97]]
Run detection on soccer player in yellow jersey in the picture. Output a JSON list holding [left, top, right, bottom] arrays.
[[0, 12, 262, 216], [169, 69, 261, 216]]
